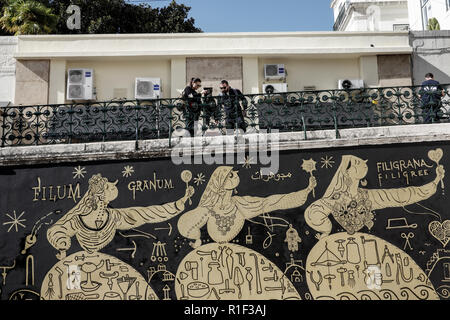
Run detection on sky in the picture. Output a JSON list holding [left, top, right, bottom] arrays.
[[133, 0, 335, 32]]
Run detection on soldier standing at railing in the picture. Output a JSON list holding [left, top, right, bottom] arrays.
[[420, 73, 445, 123], [181, 78, 208, 136], [218, 80, 247, 133]]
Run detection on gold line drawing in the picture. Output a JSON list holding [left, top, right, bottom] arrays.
[[9, 289, 41, 301], [301, 159, 317, 198], [122, 166, 135, 178], [72, 166, 87, 179], [3, 210, 26, 232], [118, 229, 157, 240], [401, 232, 415, 251], [41, 172, 194, 300], [241, 156, 254, 169], [285, 225, 302, 252], [25, 255, 34, 286], [150, 241, 168, 262], [154, 222, 173, 236], [306, 232, 439, 300], [147, 264, 175, 282], [245, 227, 253, 245], [193, 173, 206, 186], [304, 154, 445, 238], [428, 220, 450, 247], [116, 240, 137, 259], [1, 260, 16, 285], [386, 218, 418, 230], [176, 166, 316, 300], [428, 148, 444, 193], [321, 156, 335, 169]]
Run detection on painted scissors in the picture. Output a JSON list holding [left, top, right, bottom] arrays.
[[401, 232, 414, 250]]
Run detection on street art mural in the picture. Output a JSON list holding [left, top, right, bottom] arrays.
[[0, 142, 449, 300]]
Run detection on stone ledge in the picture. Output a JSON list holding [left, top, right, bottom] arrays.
[[1, 123, 450, 166]]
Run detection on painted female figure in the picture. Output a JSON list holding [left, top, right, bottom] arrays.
[[41, 173, 194, 300], [305, 155, 445, 238], [175, 166, 316, 300], [304, 155, 445, 300]]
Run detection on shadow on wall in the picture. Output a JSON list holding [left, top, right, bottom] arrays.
[[413, 55, 450, 85]]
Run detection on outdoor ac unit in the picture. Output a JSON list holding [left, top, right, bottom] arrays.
[[264, 64, 286, 80], [338, 79, 364, 90], [135, 78, 161, 100], [263, 83, 288, 94], [67, 69, 94, 100]]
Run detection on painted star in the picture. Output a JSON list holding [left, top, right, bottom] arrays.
[[72, 166, 87, 179], [320, 156, 335, 169], [122, 165, 135, 178], [3, 210, 26, 233], [241, 156, 254, 169], [193, 173, 206, 186]]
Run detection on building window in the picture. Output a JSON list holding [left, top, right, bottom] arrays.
[[421, 0, 431, 30], [393, 24, 409, 31]]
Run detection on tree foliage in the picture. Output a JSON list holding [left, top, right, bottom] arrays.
[[0, 0, 201, 35], [0, 0, 57, 35]]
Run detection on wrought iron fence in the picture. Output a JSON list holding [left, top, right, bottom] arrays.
[[1, 84, 449, 148]]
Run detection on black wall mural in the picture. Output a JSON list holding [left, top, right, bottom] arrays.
[[0, 141, 449, 300]]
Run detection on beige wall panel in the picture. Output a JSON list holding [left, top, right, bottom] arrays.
[[377, 54, 412, 87], [186, 57, 243, 96], [15, 60, 49, 105]]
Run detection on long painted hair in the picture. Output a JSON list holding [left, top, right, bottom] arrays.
[[198, 166, 234, 209], [54, 174, 109, 225], [47, 174, 111, 253], [322, 155, 363, 200]]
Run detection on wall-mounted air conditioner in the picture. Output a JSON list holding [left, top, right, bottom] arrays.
[[263, 83, 288, 94], [338, 79, 364, 90], [135, 78, 161, 100], [67, 69, 94, 100], [264, 64, 286, 80]]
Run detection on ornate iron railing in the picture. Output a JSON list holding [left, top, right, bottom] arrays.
[[1, 84, 449, 148]]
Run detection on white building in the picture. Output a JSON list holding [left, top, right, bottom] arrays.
[[0, 37, 17, 106], [408, 0, 450, 30], [10, 32, 412, 105], [332, 0, 450, 31], [331, 0, 410, 31]]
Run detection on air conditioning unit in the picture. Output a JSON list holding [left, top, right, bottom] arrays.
[[338, 79, 364, 90], [264, 64, 286, 80], [135, 78, 161, 100], [263, 83, 288, 94], [67, 69, 94, 100]]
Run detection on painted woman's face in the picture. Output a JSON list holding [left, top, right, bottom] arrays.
[[349, 158, 368, 180], [223, 170, 240, 190], [104, 181, 119, 202]]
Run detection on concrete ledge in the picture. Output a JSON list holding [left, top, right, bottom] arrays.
[[1, 123, 450, 166]]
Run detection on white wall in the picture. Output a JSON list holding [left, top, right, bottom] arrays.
[[258, 57, 362, 91], [411, 31, 450, 85], [408, 0, 450, 30], [334, 1, 409, 31], [66, 59, 171, 102], [0, 37, 17, 104]]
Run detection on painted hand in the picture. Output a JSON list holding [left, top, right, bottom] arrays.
[[56, 250, 66, 260], [190, 238, 202, 249], [184, 186, 195, 202], [308, 176, 317, 190], [436, 165, 445, 181]]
